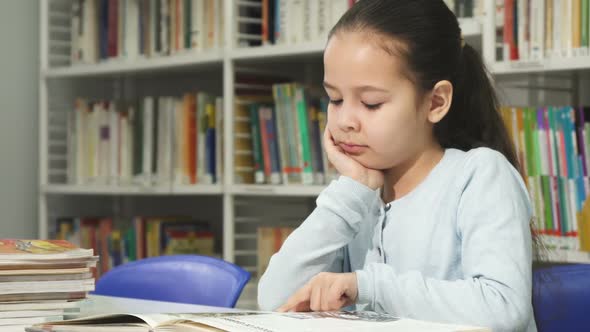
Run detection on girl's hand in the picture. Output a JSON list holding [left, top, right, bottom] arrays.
[[277, 272, 358, 312], [324, 128, 384, 190]]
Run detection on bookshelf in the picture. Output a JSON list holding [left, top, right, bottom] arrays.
[[490, 55, 590, 75], [42, 184, 223, 195], [43, 51, 224, 78], [230, 184, 325, 197], [481, 0, 590, 266], [39, 0, 590, 311]]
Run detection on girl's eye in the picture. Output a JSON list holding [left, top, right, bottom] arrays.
[[363, 102, 383, 110], [329, 99, 343, 106]]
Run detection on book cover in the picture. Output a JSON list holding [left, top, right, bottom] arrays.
[[258, 106, 273, 183], [0, 240, 93, 260]]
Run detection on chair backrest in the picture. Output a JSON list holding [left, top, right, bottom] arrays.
[[93, 255, 251, 308], [533, 264, 590, 332]]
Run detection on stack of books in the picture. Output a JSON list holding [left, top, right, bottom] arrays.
[[0, 239, 97, 331]]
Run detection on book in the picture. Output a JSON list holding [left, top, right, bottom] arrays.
[[0, 315, 64, 327], [500, 0, 590, 61], [0, 240, 94, 261], [240, 83, 339, 185], [0, 300, 81, 312], [68, 94, 222, 188], [0, 240, 96, 331], [257, 226, 294, 277], [500, 106, 590, 251], [70, 0, 222, 64], [27, 311, 490, 332]]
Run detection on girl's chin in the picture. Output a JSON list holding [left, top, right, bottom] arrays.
[[349, 155, 388, 170]]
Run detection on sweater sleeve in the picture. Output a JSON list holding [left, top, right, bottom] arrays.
[[258, 176, 380, 311], [355, 149, 534, 332]]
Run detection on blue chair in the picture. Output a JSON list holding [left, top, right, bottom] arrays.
[[533, 264, 590, 331], [93, 255, 250, 308]]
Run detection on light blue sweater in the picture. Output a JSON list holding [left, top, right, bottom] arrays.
[[258, 148, 537, 332]]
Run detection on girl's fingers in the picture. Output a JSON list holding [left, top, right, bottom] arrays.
[[322, 127, 338, 156], [309, 282, 323, 312], [277, 283, 311, 312], [326, 280, 346, 310], [293, 300, 311, 312]]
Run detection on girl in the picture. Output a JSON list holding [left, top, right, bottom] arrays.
[[258, 1, 536, 331]]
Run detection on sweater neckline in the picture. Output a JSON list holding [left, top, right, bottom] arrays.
[[380, 148, 455, 209]]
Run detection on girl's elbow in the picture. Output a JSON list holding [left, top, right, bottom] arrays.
[[487, 313, 529, 332], [484, 294, 531, 332]]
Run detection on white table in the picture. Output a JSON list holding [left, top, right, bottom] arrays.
[[75, 294, 242, 317]]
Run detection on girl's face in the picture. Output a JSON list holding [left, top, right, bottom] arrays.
[[323, 31, 436, 170]]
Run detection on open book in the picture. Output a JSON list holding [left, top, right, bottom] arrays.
[[27, 311, 490, 332]]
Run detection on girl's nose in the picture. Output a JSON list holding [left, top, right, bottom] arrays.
[[336, 104, 360, 132]]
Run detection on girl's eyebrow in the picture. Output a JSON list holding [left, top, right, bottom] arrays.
[[323, 81, 389, 93], [323, 81, 338, 90]]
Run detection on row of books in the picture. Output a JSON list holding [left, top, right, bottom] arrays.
[[499, 106, 590, 250], [234, 83, 339, 185], [67, 94, 223, 187], [0, 240, 96, 330], [237, 0, 354, 47], [53, 218, 295, 282], [71, 0, 223, 65], [53, 217, 216, 278], [499, 0, 590, 61], [237, 0, 482, 48], [256, 226, 294, 277], [443, 0, 485, 18]]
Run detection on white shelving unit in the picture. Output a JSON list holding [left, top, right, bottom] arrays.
[[39, 0, 590, 310], [230, 184, 325, 197], [490, 55, 590, 75], [42, 184, 223, 195], [43, 51, 224, 78], [543, 249, 590, 264]]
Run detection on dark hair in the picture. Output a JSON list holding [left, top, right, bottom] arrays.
[[329, 0, 520, 172]]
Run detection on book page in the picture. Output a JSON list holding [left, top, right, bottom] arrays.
[[164, 311, 490, 332], [38, 313, 178, 328]]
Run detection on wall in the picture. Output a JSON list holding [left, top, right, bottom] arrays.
[[0, 1, 40, 237]]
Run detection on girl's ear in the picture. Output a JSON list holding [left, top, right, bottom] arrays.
[[427, 80, 453, 124]]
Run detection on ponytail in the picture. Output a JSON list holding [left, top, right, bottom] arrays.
[[437, 43, 521, 171]]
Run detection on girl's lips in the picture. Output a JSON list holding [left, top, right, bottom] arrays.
[[339, 143, 367, 154]]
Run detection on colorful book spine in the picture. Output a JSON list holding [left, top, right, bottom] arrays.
[[283, 84, 302, 183], [294, 86, 314, 184], [272, 85, 291, 184], [266, 106, 282, 184], [308, 105, 325, 185], [583, 0, 590, 48], [258, 106, 273, 183], [250, 104, 265, 184], [206, 103, 216, 184]]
